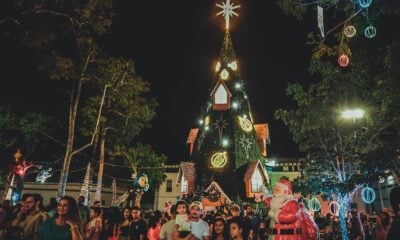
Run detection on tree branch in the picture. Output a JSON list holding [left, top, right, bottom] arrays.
[[71, 84, 109, 156]]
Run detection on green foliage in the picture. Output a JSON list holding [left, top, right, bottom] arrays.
[[275, 23, 400, 196], [0, 104, 48, 156], [111, 143, 167, 191]]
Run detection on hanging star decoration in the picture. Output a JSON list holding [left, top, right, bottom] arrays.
[[213, 115, 229, 142], [216, 0, 240, 30], [239, 135, 253, 159]]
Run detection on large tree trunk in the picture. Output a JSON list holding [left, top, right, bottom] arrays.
[[57, 51, 92, 200], [94, 127, 106, 203], [338, 193, 349, 240]]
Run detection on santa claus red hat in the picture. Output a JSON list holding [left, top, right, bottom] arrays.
[[275, 179, 293, 194]]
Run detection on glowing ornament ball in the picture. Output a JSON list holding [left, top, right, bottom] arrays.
[[338, 53, 350, 67], [361, 187, 376, 204], [211, 151, 228, 168], [328, 201, 340, 216], [364, 25, 377, 39], [358, 0, 372, 8], [344, 25, 357, 38], [308, 197, 321, 212]]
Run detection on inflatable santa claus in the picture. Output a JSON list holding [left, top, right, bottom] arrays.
[[264, 179, 319, 240]]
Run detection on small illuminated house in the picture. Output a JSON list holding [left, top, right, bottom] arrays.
[[178, 4, 270, 209]]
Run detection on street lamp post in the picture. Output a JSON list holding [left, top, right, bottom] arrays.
[[342, 108, 365, 138]]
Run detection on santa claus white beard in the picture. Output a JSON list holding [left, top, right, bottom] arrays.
[[268, 194, 294, 223]]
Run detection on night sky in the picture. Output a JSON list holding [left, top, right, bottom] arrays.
[[0, 0, 317, 165], [111, 0, 314, 163]]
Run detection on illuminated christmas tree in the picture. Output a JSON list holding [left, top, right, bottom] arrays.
[[181, 0, 270, 206]]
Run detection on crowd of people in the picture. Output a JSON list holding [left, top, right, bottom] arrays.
[[0, 185, 398, 240]]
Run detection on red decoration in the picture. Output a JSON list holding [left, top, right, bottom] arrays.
[[338, 53, 350, 67]]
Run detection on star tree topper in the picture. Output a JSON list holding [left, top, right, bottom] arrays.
[[216, 0, 240, 30]]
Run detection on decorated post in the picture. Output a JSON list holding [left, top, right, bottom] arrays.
[[4, 150, 37, 205]]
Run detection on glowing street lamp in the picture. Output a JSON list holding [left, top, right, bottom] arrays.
[[341, 108, 365, 123], [341, 108, 365, 139]]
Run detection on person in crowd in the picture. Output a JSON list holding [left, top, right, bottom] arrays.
[[203, 210, 216, 235], [12, 193, 49, 240], [175, 200, 191, 238], [77, 196, 90, 233], [129, 206, 147, 240], [93, 201, 102, 208], [147, 210, 162, 240], [40, 195, 84, 240], [244, 204, 258, 240], [387, 186, 400, 240], [101, 207, 123, 240], [0, 204, 12, 239], [229, 217, 246, 240], [160, 204, 176, 240], [118, 207, 131, 240], [372, 211, 390, 240], [46, 200, 58, 218], [86, 207, 102, 240], [211, 217, 229, 240], [227, 204, 249, 240], [161, 211, 170, 225], [181, 201, 210, 240], [257, 219, 268, 240], [348, 209, 365, 240]]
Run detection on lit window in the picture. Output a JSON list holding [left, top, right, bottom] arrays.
[[251, 168, 263, 192], [166, 179, 172, 192], [215, 85, 228, 104], [181, 175, 188, 193]]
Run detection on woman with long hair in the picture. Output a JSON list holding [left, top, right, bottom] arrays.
[[147, 210, 162, 240], [40, 196, 83, 240], [117, 207, 131, 240], [212, 217, 229, 240]]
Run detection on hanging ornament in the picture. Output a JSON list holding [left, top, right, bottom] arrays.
[[228, 61, 238, 71], [308, 197, 321, 212], [328, 201, 340, 216], [344, 25, 357, 38], [338, 53, 350, 67], [361, 186, 376, 203], [220, 69, 229, 80], [134, 173, 149, 192], [238, 116, 253, 132], [211, 151, 228, 168], [215, 62, 221, 72], [239, 135, 253, 158], [358, 0, 372, 8], [364, 25, 377, 38], [213, 115, 229, 141]]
